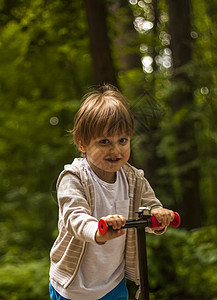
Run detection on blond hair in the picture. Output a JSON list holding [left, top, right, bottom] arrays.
[[73, 84, 134, 148]]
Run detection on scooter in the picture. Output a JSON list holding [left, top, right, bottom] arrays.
[[98, 207, 181, 300]]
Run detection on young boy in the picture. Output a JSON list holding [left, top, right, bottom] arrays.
[[49, 84, 174, 300]]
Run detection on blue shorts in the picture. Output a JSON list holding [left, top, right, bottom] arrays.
[[49, 278, 128, 300]]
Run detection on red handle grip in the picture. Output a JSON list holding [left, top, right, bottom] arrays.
[[98, 219, 109, 235], [150, 212, 181, 228], [98, 212, 181, 235]]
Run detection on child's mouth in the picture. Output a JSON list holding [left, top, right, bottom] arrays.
[[105, 158, 121, 163]]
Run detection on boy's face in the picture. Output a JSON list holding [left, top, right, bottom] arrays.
[[79, 131, 131, 183]]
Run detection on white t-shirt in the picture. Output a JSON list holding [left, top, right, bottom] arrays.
[[51, 159, 130, 300]]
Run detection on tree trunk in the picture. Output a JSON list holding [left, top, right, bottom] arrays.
[[108, 0, 142, 71], [167, 0, 202, 228], [140, 0, 162, 182], [83, 0, 118, 86]]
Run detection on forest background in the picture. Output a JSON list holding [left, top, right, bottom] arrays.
[[0, 0, 217, 299]]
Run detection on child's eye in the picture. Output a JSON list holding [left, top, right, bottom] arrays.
[[99, 139, 110, 145], [119, 138, 128, 144]]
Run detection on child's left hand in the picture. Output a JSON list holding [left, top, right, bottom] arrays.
[[151, 207, 174, 231]]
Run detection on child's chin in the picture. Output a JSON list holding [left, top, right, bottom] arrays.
[[104, 163, 123, 172]]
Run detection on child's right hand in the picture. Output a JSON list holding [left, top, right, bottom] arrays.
[[95, 214, 126, 244]]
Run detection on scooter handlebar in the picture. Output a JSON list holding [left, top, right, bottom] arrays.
[[98, 212, 181, 235]]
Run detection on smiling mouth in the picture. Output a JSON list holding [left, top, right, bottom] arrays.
[[105, 158, 121, 163]]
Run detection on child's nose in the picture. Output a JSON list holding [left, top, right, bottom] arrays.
[[109, 143, 119, 153]]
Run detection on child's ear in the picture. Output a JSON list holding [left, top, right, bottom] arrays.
[[78, 141, 87, 153]]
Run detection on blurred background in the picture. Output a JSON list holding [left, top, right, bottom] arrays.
[[0, 0, 217, 299]]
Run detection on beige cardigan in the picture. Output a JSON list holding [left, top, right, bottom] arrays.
[[49, 160, 163, 289]]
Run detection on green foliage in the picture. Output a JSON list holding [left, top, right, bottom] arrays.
[[0, 257, 49, 300], [146, 226, 217, 299], [128, 227, 217, 300]]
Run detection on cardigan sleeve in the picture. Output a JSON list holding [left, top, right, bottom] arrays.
[[141, 177, 166, 234], [57, 172, 99, 243], [141, 177, 163, 210]]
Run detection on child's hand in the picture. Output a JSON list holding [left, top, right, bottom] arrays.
[[151, 207, 174, 231], [95, 214, 126, 244]]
